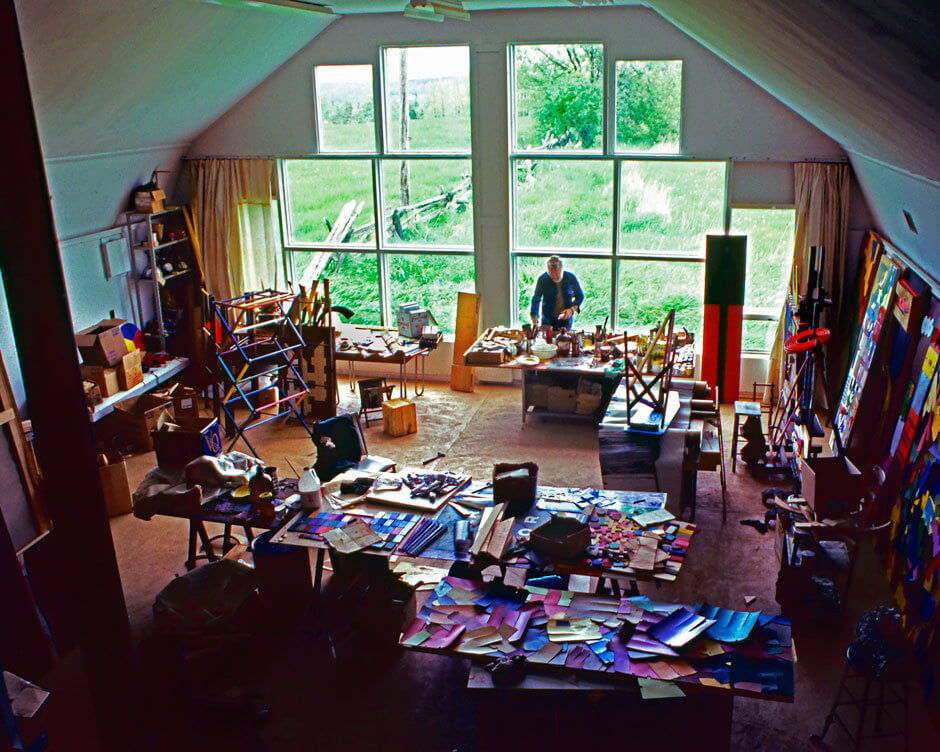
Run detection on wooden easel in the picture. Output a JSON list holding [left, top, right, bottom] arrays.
[[623, 310, 678, 432]]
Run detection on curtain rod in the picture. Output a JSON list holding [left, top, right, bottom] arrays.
[[183, 154, 851, 163]]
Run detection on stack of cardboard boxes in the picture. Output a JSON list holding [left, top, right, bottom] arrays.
[[75, 318, 143, 402]]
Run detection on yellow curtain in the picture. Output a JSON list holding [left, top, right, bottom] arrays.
[[188, 158, 278, 301], [767, 162, 850, 398]]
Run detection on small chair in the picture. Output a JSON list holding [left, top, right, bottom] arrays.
[[731, 400, 765, 472], [357, 377, 395, 427], [312, 413, 395, 482]]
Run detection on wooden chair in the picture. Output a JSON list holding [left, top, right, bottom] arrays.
[[357, 377, 395, 428]]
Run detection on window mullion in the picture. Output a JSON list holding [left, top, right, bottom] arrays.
[[611, 159, 621, 328]]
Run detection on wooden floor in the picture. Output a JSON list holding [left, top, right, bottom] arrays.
[[103, 381, 939, 752]]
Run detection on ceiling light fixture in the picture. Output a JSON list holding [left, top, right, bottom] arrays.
[[404, 0, 469, 22]]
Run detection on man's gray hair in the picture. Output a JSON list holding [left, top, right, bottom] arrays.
[[547, 256, 563, 269]]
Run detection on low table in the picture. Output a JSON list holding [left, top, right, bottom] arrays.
[[404, 576, 793, 750], [334, 324, 433, 399]]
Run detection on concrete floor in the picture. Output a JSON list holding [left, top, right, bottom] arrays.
[[112, 381, 939, 751]]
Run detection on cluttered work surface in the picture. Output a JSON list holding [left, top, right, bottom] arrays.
[[333, 323, 441, 398], [270, 470, 697, 584], [401, 576, 794, 702]]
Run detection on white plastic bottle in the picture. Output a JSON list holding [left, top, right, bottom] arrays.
[[299, 466, 322, 510]]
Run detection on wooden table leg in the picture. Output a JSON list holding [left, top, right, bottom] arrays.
[[186, 522, 199, 570], [194, 521, 218, 563], [313, 548, 325, 592]]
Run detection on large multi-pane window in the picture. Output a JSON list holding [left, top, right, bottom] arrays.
[[510, 44, 720, 340], [280, 47, 474, 332], [282, 42, 793, 354]]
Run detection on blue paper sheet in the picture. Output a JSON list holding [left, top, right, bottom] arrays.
[[698, 603, 761, 643]]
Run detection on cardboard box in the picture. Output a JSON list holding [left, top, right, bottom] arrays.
[[117, 349, 143, 391], [547, 386, 577, 413], [396, 303, 431, 339], [83, 380, 102, 407], [81, 365, 120, 398], [98, 454, 132, 516], [76, 319, 126, 366], [134, 188, 166, 214], [113, 394, 173, 452], [171, 386, 200, 419], [151, 416, 222, 468], [382, 399, 417, 437], [799, 454, 863, 519]]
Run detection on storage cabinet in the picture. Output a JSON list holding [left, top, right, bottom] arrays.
[[124, 207, 200, 355]]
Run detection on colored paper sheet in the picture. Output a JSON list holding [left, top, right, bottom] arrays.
[[638, 677, 686, 700], [425, 624, 466, 650], [698, 603, 761, 643], [646, 607, 715, 648], [547, 618, 601, 642], [565, 644, 591, 669], [402, 629, 431, 647], [632, 508, 676, 528], [625, 632, 680, 657], [528, 642, 562, 664]]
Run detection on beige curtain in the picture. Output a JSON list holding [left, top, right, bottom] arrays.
[[767, 162, 850, 397], [189, 159, 279, 301]]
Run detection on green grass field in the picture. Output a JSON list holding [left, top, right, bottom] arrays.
[[285, 111, 791, 347]]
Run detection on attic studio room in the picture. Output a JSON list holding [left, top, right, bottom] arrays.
[[2, 0, 939, 750]]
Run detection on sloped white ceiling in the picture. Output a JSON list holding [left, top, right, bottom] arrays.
[[649, 0, 939, 183], [13, 0, 334, 158]]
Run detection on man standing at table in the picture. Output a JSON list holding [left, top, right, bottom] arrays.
[[530, 256, 584, 331]]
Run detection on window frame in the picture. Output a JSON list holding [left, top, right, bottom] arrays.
[[508, 43, 725, 337], [281, 46, 475, 329]]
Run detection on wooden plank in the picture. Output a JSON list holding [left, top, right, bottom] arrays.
[[471, 503, 504, 557], [0, 351, 48, 542], [451, 292, 480, 391], [450, 363, 475, 392], [483, 517, 514, 560]]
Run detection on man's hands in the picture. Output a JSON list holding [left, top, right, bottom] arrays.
[[530, 314, 538, 327], [559, 308, 574, 321]]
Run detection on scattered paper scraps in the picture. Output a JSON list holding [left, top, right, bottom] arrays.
[[399, 578, 794, 699], [547, 618, 602, 643], [638, 677, 686, 700], [323, 519, 381, 553], [698, 604, 761, 643], [529, 642, 562, 664], [392, 560, 450, 588], [632, 508, 676, 528], [744, 595, 757, 607], [568, 574, 597, 593], [565, 644, 592, 669], [504, 567, 528, 588], [646, 607, 715, 648]]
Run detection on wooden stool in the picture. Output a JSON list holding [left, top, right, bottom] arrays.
[[812, 645, 911, 750], [731, 400, 763, 472], [382, 398, 417, 437]]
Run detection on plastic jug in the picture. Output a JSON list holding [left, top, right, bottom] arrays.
[[298, 467, 322, 510]]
